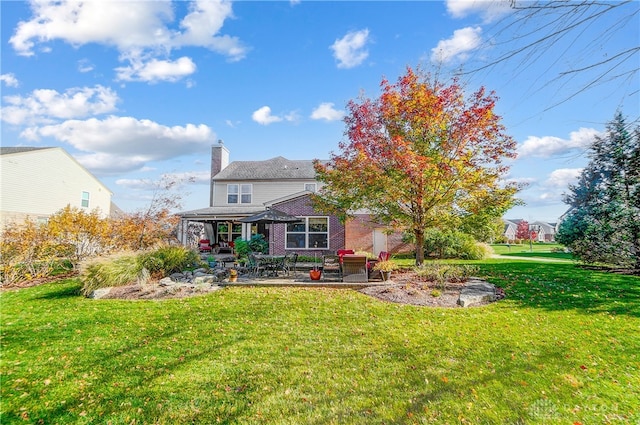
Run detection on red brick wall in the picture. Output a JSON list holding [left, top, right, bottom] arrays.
[[345, 214, 375, 252], [270, 195, 345, 256], [345, 214, 413, 255]]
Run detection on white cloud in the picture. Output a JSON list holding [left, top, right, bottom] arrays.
[[1, 85, 118, 125], [331, 29, 370, 69], [545, 168, 582, 188], [252, 106, 283, 125], [20, 115, 216, 173], [117, 170, 209, 190], [310, 102, 344, 121], [115, 56, 197, 83], [431, 26, 482, 64], [10, 1, 174, 55], [518, 127, 600, 158], [9, 0, 246, 83], [77, 59, 94, 73], [445, 0, 512, 23], [0, 73, 19, 87]]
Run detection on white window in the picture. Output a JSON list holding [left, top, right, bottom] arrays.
[[286, 217, 328, 249], [227, 184, 252, 204], [304, 183, 317, 192], [81, 191, 90, 208], [227, 184, 238, 203], [240, 184, 252, 203]]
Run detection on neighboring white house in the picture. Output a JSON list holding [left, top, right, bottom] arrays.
[[502, 218, 557, 242], [0, 147, 113, 227]]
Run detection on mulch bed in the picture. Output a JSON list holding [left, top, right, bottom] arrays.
[[2, 270, 498, 308], [359, 271, 467, 307]]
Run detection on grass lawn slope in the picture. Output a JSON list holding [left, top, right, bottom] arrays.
[[1, 259, 638, 424]]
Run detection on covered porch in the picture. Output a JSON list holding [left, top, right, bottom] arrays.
[[177, 206, 304, 255]]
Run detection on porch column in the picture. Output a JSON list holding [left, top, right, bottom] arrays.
[[242, 223, 252, 240]]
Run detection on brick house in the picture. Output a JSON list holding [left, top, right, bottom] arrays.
[[177, 142, 409, 256]]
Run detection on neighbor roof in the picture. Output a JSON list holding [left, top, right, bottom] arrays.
[[0, 147, 54, 155], [214, 156, 320, 180]]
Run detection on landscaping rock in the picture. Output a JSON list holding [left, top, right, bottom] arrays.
[[89, 288, 112, 299], [193, 275, 219, 284], [458, 278, 496, 307]]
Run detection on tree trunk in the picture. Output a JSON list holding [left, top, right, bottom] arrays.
[[414, 229, 425, 266]]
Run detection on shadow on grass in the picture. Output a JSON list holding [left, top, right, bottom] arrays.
[[501, 252, 574, 261], [478, 260, 640, 317], [33, 279, 82, 300]]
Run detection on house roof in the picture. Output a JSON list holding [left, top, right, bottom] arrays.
[[214, 156, 319, 180], [0, 147, 53, 155], [179, 206, 265, 220], [265, 190, 313, 207]]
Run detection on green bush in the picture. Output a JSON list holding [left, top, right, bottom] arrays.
[[422, 228, 491, 260], [142, 245, 198, 274], [234, 235, 268, 261], [233, 238, 250, 259]]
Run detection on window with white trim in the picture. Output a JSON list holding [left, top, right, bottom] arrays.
[[286, 217, 328, 249], [81, 191, 90, 208], [304, 183, 317, 192], [227, 184, 252, 204]]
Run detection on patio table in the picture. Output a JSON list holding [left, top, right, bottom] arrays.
[[254, 255, 286, 277]]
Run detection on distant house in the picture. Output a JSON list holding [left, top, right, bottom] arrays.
[[502, 218, 557, 242], [0, 147, 113, 227], [531, 220, 557, 242], [177, 142, 410, 256], [502, 219, 519, 243]]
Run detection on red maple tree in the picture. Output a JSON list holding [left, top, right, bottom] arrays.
[[314, 66, 521, 264]]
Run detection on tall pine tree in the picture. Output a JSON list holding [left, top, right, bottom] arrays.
[[557, 112, 640, 269]]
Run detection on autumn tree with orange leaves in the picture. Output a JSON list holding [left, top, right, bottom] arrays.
[[314, 67, 520, 265]]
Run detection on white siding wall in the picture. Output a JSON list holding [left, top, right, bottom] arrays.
[[1, 148, 112, 224], [211, 180, 321, 207]]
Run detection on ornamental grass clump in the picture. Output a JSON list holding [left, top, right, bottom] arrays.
[[142, 245, 199, 274], [415, 262, 479, 289], [79, 245, 197, 296], [373, 260, 398, 272], [79, 252, 147, 296]]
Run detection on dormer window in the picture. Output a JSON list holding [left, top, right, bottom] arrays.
[[227, 184, 252, 204]]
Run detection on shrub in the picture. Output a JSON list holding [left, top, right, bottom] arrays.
[[79, 252, 147, 296], [143, 245, 198, 274], [415, 262, 479, 289], [373, 260, 398, 272], [234, 234, 268, 261], [422, 228, 491, 260]]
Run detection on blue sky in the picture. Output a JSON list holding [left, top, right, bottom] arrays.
[[1, 0, 638, 223]]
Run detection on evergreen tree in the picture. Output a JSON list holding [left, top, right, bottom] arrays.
[[557, 112, 640, 268]]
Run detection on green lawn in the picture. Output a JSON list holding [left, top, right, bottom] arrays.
[[490, 243, 574, 262], [1, 259, 639, 424]]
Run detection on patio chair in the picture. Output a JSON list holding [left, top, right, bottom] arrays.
[[368, 251, 391, 280], [337, 249, 355, 264], [321, 255, 341, 281], [283, 253, 298, 276], [341, 255, 369, 283], [199, 239, 212, 253], [247, 253, 266, 277]]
